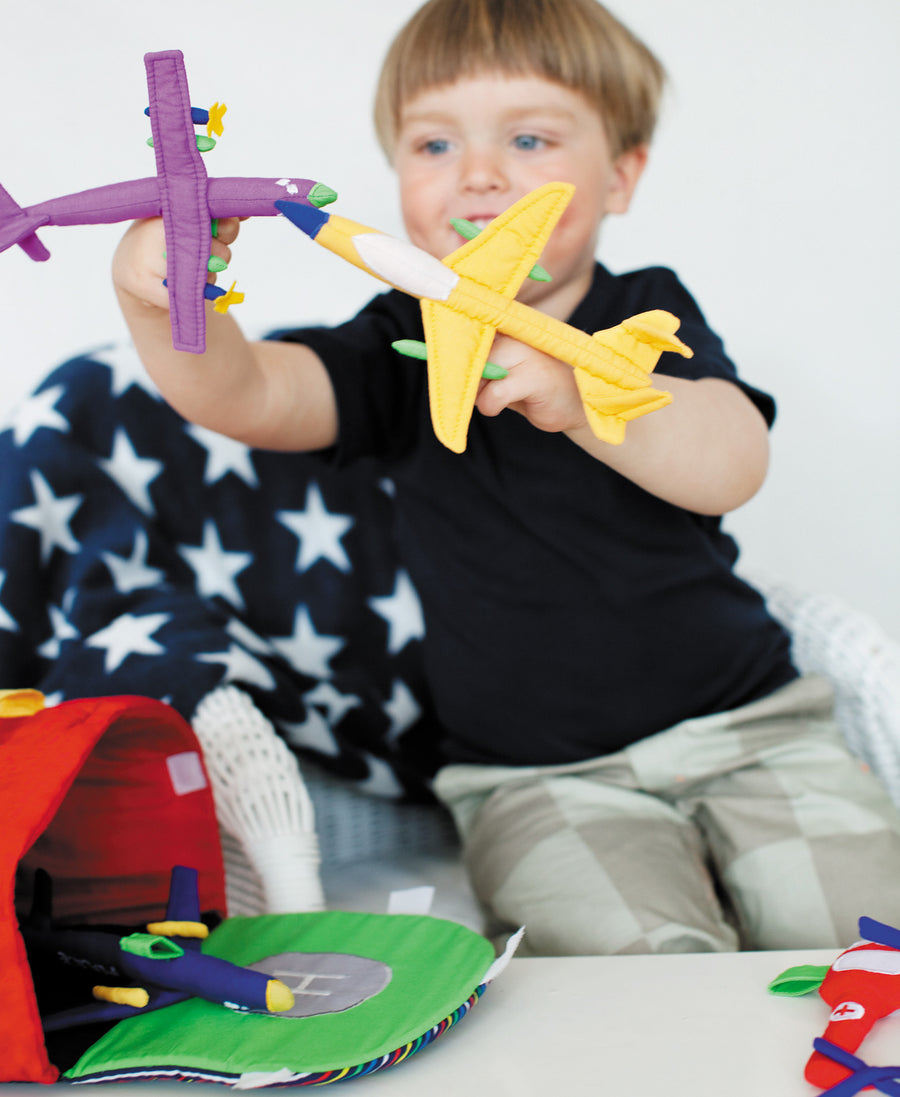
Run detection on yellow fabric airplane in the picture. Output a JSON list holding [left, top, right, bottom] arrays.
[[276, 181, 693, 453]]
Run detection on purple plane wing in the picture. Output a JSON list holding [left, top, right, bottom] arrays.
[[3, 176, 329, 235], [145, 49, 212, 354], [21, 178, 164, 228], [0, 182, 50, 260]]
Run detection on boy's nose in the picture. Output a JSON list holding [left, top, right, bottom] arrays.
[[458, 148, 508, 193]]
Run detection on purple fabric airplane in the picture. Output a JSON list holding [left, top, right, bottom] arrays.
[[0, 49, 336, 353]]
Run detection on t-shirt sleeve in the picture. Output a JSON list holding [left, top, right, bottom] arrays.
[[612, 267, 777, 427], [272, 290, 426, 463]]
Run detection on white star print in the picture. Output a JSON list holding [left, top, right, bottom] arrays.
[[278, 484, 353, 572], [360, 752, 404, 798], [305, 681, 361, 725], [11, 471, 82, 563], [185, 423, 258, 487], [9, 385, 68, 447], [178, 521, 253, 608], [226, 617, 275, 654], [383, 679, 423, 741], [0, 332, 438, 799], [86, 611, 171, 673], [270, 605, 344, 679], [280, 709, 340, 756], [101, 530, 164, 594], [38, 601, 79, 660], [197, 644, 277, 691], [98, 429, 164, 516], [91, 343, 163, 400], [368, 569, 425, 654], [0, 572, 17, 632]]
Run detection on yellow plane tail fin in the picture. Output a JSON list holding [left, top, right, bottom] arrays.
[[572, 309, 692, 443], [443, 182, 574, 299], [616, 310, 693, 362], [584, 310, 692, 382], [574, 373, 673, 445]]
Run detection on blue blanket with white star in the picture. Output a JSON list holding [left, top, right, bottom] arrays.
[[0, 345, 439, 797]]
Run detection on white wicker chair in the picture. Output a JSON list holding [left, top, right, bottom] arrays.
[[749, 572, 900, 802], [199, 576, 900, 918], [191, 686, 326, 917], [192, 685, 459, 918]]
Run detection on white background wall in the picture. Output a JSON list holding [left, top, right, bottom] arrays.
[[2, 0, 898, 633]]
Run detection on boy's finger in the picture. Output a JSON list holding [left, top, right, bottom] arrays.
[[214, 217, 242, 245], [475, 373, 518, 418]]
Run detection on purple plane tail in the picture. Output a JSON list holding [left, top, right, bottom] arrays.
[[0, 182, 51, 260]]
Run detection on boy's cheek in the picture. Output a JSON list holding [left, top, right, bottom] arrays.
[[400, 199, 459, 260], [397, 177, 439, 235]]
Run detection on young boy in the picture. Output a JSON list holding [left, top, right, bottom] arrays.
[[113, 0, 900, 955]]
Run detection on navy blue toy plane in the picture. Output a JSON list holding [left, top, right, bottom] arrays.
[[22, 865, 294, 1030]]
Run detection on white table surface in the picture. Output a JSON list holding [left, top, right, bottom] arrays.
[[8, 948, 900, 1095], [345, 949, 898, 1096]]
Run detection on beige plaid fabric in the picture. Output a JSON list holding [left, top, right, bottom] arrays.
[[435, 675, 900, 956]]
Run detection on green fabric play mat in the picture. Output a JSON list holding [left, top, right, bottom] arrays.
[[63, 909, 504, 1086]]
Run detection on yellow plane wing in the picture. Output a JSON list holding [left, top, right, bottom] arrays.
[[422, 182, 575, 453], [421, 300, 496, 453], [442, 181, 574, 296]]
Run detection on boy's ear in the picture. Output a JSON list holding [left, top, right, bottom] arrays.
[[606, 145, 649, 215]]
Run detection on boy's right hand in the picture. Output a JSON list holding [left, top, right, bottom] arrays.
[[112, 216, 240, 314], [111, 213, 339, 455]]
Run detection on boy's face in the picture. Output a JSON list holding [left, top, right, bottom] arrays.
[[392, 74, 646, 315]]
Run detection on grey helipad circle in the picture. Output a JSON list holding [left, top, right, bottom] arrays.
[[247, 952, 393, 1017]]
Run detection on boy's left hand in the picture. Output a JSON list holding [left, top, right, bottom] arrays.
[[475, 335, 588, 435]]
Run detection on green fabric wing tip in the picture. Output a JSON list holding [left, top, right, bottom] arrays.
[[392, 339, 428, 361], [767, 964, 830, 996], [309, 183, 338, 208], [120, 933, 184, 960], [391, 339, 507, 379]]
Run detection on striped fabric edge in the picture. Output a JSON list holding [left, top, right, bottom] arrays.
[[67, 983, 487, 1088]]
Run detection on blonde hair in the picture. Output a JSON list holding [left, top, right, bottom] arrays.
[[374, 0, 666, 160]]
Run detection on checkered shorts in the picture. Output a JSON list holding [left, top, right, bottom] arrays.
[[435, 676, 900, 955]]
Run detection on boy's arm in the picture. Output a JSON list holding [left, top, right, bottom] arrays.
[[112, 217, 338, 452], [475, 335, 769, 516], [566, 374, 770, 515]]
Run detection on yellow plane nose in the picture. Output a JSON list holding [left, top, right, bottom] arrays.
[[93, 985, 150, 1009], [0, 688, 45, 716], [265, 978, 295, 1013]]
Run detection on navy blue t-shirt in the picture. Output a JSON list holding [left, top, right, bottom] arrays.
[[282, 263, 797, 766]]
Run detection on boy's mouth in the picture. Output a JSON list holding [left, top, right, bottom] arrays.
[[457, 214, 500, 230]]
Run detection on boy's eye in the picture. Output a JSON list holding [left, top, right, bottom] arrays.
[[421, 138, 451, 155], [512, 134, 545, 151]]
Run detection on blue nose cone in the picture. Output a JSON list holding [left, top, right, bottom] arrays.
[[275, 199, 330, 239]]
